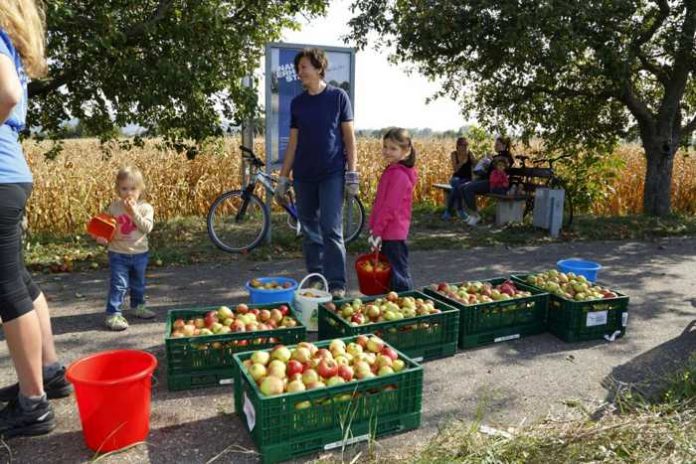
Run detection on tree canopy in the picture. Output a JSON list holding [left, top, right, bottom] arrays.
[[348, 0, 696, 215], [31, 1, 327, 150]]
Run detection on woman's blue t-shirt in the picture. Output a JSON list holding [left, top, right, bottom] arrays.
[[290, 85, 353, 182], [0, 28, 31, 184]]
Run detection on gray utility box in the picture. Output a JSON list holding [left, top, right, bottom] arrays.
[[533, 188, 565, 237]]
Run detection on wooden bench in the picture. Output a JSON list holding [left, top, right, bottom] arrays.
[[432, 183, 530, 226]]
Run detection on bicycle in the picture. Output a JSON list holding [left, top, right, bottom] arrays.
[[207, 146, 366, 253], [508, 153, 574, 229]]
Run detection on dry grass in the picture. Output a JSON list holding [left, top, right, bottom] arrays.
[[23, 137, 696, 234]]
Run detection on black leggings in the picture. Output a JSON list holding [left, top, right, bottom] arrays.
[[0, 183, 40, 322]]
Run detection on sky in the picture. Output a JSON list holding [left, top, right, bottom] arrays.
[[273, 1, 472, 131]]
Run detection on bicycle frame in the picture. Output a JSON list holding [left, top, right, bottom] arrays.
[[240, 169, 299, 224]]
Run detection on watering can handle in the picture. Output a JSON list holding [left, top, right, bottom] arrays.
[[298, 273, 329, 292]]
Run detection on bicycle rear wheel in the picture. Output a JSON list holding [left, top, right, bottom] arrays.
[[343, 196, 365, 244], [207, 190, 269, 253]]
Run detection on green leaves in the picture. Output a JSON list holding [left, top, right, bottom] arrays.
[[30, 0, 329, 147]]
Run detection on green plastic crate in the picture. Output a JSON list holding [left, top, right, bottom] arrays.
[[317, 291, 459, 362], [165, 303, 306, 391], [233, 336, 423, 464], [423, 278, 549, 349], [512, 274, 630, 342]]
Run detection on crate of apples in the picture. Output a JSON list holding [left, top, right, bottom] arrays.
[[240, 336, 410, 398], [521, 270, 620, 301], [232, 335, 423, 463], [428, 280, 532, 306], [169, 303, 298, 339], [325, 291, 441, 326], [165, 303, 306, 391], [318, 291, 460, 362]]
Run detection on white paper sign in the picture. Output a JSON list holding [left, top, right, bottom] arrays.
[[494, 334, 520, 343], [243, 392, 256, 431], [324, 433, 370, 450], [622, 312, 628, 327], [586, 310, 608, 327]]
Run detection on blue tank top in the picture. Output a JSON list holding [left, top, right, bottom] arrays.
[[0, 28, 31, 184]]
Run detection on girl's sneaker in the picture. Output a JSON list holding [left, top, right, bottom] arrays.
[[466, 213, 481, 226], [132, 305, 156, 319], [105, 314, 129, 331]]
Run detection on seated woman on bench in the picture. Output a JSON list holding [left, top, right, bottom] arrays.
[[442, 137, 476, 220], [457, 136, 515, 226]]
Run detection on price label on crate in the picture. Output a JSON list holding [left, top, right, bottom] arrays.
[[243, 392, 256, 432], [622, 312, 628, 327], [586, 310, 608, 327], [324, 433, 370, 451]]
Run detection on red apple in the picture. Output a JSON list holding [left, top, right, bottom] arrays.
[[173, 319, 185, 330], [287, 360, 304, 377], [270, 308, 283, 323], [259, 309, 271, 322], [337, 364, 354, 382], [316, 348, 333, 361], [235, 303, 249, 314], [204, 311, 218, 328], [317, 359, 338, 379], [356, 335, 369, 348], [249, 308, 260, 316], [278, 305, 290, 316], [381, 346, 398, 362]]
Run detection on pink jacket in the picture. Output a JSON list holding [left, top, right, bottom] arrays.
[[368, 163, 418, 241]]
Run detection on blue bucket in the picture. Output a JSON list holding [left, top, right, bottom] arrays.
[[556, 259, 602, 283], [245, 277, 298, 304]]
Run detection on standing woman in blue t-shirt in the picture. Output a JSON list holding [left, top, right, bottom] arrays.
[[276, 48, 358, 299], [0, 0, 70, 437]]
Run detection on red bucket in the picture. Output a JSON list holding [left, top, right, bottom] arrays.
[[66, 350, 157, 453], [355, 252, 392, 296], [87, 213, 117, 242]]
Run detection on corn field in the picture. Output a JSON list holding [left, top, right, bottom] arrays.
[[24, 137, 696, 235]]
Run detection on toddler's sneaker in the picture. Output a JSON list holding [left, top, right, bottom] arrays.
[[441, 210, 452, 221], [466, 213, 481, 226], [132, 304, 156, 319], [105, 314, 129, 331]]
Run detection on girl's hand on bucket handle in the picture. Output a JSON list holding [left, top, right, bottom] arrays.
[[368, 233, 382, 252]]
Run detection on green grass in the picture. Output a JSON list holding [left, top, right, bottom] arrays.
[[24, 204, 696, 273], [316, 355, 696, 464]]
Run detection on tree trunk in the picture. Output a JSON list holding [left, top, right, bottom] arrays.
[[642, 137, 676, 216]]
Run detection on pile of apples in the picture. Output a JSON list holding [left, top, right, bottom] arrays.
[[169, 304, 298, 339], [524, 270, 619, 301], [358, 258, 390, 273], [241, 336, 407, 400], [324, 292, 441, 325], [429, 280, 532, 305], [248, 279, 294, 290]]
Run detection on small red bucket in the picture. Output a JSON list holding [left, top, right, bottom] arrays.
[[87, 213, 117, 242], [66, 350, 157, 453], [355, 252, 392, 296]]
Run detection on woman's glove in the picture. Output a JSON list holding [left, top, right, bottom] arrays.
[[275, 176, 291, 202], [368, 233, 382, 252], [345, 171, 360, 198]]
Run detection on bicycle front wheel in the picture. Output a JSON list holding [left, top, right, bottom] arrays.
[[207, 190, 269, 253], [343, 196, 366, 244]]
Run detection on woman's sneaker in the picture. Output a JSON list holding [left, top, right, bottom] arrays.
[[105, 314, 129, 331], [466, 213, 481, 226], [132, 305, 155, 319], [0, 367, 71, 402], [0, 397, 55, 438], [330, 288, 346, 300]]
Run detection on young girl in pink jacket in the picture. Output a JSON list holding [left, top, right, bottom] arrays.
[[368, 128, 418, 291]]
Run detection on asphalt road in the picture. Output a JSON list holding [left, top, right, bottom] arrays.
[[1, 236, 694, 463]]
